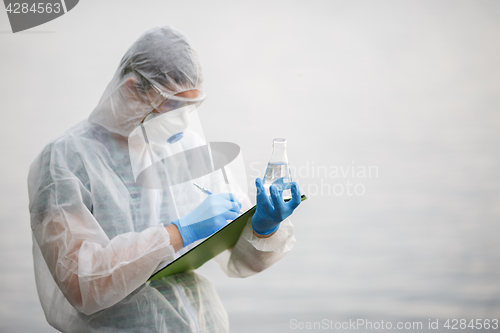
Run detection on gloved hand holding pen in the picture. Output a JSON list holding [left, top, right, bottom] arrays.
[[252, 177, 302, 237], [172, 193, 242, 247]]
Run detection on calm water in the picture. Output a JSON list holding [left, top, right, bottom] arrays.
[[1, 1, 499, 332]]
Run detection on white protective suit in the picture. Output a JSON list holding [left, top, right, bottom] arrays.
[[28, 26, 296, 332]]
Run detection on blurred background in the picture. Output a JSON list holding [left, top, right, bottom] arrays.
[[1, 0, 499, 332]]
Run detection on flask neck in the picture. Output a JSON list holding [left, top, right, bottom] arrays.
[[269, 139, 288, 164]]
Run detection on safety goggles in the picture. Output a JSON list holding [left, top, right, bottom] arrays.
[[132, 68, 206, 113], [149, 84, 207, 113]]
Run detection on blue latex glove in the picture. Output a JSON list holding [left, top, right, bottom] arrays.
[[252, 177, 301, 236], [172, 193, 241, 247]]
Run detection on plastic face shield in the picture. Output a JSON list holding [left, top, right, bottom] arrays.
[[128, 105, 248, 228]]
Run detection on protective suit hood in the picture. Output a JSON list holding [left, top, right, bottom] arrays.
[[88, 26, 203, 137]]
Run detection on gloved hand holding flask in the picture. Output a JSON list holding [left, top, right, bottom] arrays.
[[252, 138, 302, 236], [252, 177, 301, 236]]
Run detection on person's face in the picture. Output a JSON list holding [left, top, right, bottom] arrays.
[[153, 89, 201, 113], [175, 90, 200, 99], [124, 76, 202, 112]]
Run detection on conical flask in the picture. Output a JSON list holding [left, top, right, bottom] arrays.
[[263, 138, 293, 199]]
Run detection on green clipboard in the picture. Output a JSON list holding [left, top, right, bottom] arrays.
[[149, 194, 307, 281]]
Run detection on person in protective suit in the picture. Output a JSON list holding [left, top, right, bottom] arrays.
[[28, 26, 302, 332]]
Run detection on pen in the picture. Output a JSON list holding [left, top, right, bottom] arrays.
[[194, 182, 241, 215], [193, 182, 213, 195]]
